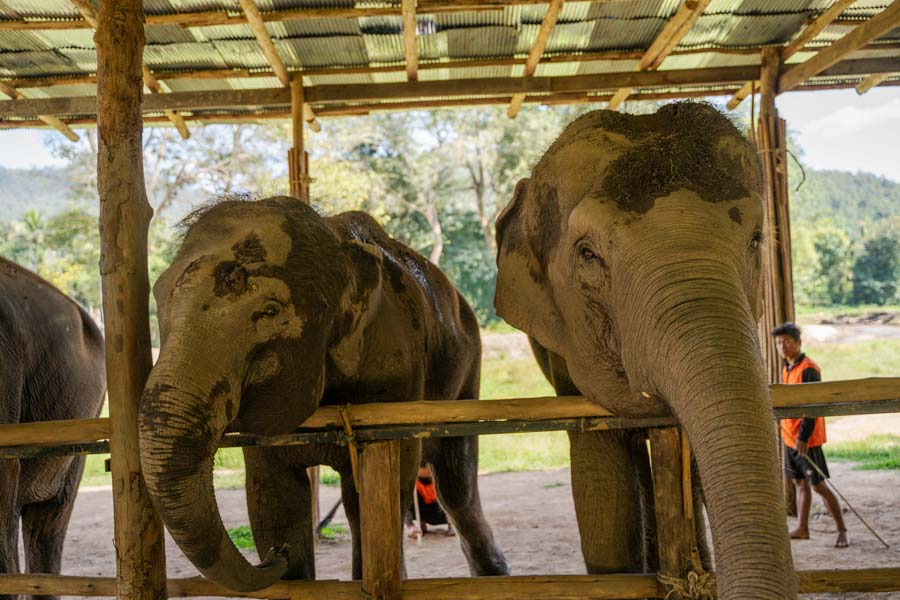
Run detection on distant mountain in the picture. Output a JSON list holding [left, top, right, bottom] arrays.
[[0, 166, 80, 219], [790, 169, 900, 240]]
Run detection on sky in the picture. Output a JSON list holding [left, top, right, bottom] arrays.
[[1, 87, 899, 182]]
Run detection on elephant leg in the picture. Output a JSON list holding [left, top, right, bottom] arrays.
[[0, 458, 21, 600], [339, 466, 362, 580], [569, 429, 645, 574], [397, 440, 419, 580], [424, 435, 510, 576], [243, 448, 314, 580], [21, 456, 84, 600]]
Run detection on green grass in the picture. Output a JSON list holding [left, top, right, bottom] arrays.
[[480, 357, 553, 400], [826, 435, 900, 470], [227, 525, 256, 550], [804, 338, 900, 381], [320, 523, 348, 539]]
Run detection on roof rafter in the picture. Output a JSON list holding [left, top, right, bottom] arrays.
[[726, 0, 857, 110], [855, 72, 894, 94], [401, 0, 418, 81], [0, 80, 78, 141], [236, 0, 321, 133], [607, 0, 711, 111], [507, 0, 565, 118], [69, 0, 191, 140], [779, 1, 900, 92]]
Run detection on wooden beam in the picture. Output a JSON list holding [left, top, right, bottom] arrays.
[[237, 0, 321, 132], [0, 80, 78, 141], [507, 0, 564, 118], [649, 428, 694, 586], [607, 0, 711, 110], [780, 1, 900, 92], [727, 0, 858, 110], [289, 76, 309, 201], [360, 441, 403, 600], [69, 0, 190, 139], [856, 72, 893, 93], [402, 0, 419, 81], [95, 0, 168, 599]]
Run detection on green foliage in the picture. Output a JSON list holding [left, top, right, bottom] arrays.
[[811, 227, 854, 305], [852, 234, 900, 305], [320, 523, 348, 539], [227, 525, 256, 550], [827, 435, 900, 470]]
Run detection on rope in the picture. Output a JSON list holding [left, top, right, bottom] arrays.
[[338, 405, 361, 492], [658, 570, 715, 600]]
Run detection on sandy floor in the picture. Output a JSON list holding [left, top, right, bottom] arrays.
[[58, 462, 899, 600]]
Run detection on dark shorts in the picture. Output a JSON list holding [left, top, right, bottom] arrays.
[[415, 496, 448, 526], [783, 444, 830, 486]]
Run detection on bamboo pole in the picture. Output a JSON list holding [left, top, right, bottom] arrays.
[[289, 75, 309, 202], [507, 0, 564, 118], [856, 72, 893, 94], [360, 440, 402, 600], [95, 0, 168, 598]]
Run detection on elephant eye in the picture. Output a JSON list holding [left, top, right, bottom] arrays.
[[252, 302, 282, 321], [579, 245, 597, 261], [749, 228, 764, 250]]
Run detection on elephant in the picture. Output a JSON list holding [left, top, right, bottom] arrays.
[[138, 197, 509, 592], [494, 103, 796, 599], [0, 258, 106, 600]]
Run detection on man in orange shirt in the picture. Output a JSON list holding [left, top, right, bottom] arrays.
[[773, 322, 849, 548]]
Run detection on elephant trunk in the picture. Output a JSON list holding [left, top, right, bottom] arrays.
[[632, 273, 795, 599], [138, 360, 287, 592]]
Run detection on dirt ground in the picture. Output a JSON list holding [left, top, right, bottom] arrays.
[[58, 461, 899, 600]]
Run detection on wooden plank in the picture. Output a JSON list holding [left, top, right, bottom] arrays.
[[780, 1, 900, 92], [0, 417, 109, 448], [607, 0, 711, 110], [401, 0, 418, 81], [289, 75, 309, 202], [360, 440, 402, 600], [507, 0, 564, 117], [649, 428, 693, 583], [726, 0, 859, 110], [2, 569, 900, 598], [95, 1, 168, 599], [856, 71, 893, 93], [0, 80, 79, 140]]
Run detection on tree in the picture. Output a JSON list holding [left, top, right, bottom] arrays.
[[811, 227, 855, 305], [852, 233, 900, 305]]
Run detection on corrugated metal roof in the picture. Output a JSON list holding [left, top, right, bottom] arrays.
[[0, 0, 897, 117]]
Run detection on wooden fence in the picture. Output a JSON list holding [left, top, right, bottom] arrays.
[[0, 376, 898, 598]]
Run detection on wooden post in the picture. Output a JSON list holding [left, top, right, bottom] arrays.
[[359, 440, 402, 600], [757, 46, 797, 517], [95, 1, 168, 599], [289, 75, 309, 202], [649, 428, 694, 593]]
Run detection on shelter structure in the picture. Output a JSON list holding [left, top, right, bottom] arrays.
[[1, 1, 900, 599]]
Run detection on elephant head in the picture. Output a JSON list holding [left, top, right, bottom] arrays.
[[139, 197, 382, 591], [495, 103, 795, 598]]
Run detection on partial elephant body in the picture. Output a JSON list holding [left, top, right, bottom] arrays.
[[140, 199, 507, 592], [0, 258, 106, 600], [494, 103, 796, 599]]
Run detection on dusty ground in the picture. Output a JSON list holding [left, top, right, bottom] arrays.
[[58, 462, 900, 599]]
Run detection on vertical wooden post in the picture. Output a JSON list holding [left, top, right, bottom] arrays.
[[95, 1, 168, 599], [359, 440, 402, 600], [649, 427, 694, 592], [289, 75, 309, 203], [757, 46, 798, 516]]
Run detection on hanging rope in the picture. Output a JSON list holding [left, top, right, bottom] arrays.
[[658, 570, 715, 600], [338, 405, 361, 492]]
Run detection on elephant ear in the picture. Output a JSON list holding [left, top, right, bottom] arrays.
[[329, 240, 384, 376], [494, 177, 567, 356]]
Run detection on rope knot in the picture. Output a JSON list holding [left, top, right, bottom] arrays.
[[658, 569, 715, 600]]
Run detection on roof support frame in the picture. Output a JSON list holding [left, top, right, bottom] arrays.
[[507, 0, 564, 118]]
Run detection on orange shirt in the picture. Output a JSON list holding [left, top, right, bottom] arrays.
[[416, 477, 438, 505], [780, 354, 827, 448]]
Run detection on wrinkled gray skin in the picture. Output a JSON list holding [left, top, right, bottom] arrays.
[[139, 198, 508, 592], [495, 103, 796, 599], [0, 258, 106, 600]]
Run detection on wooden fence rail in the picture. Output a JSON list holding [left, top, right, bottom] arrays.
[[1, 377, 898, 459], [1, 568, 900, 598]]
